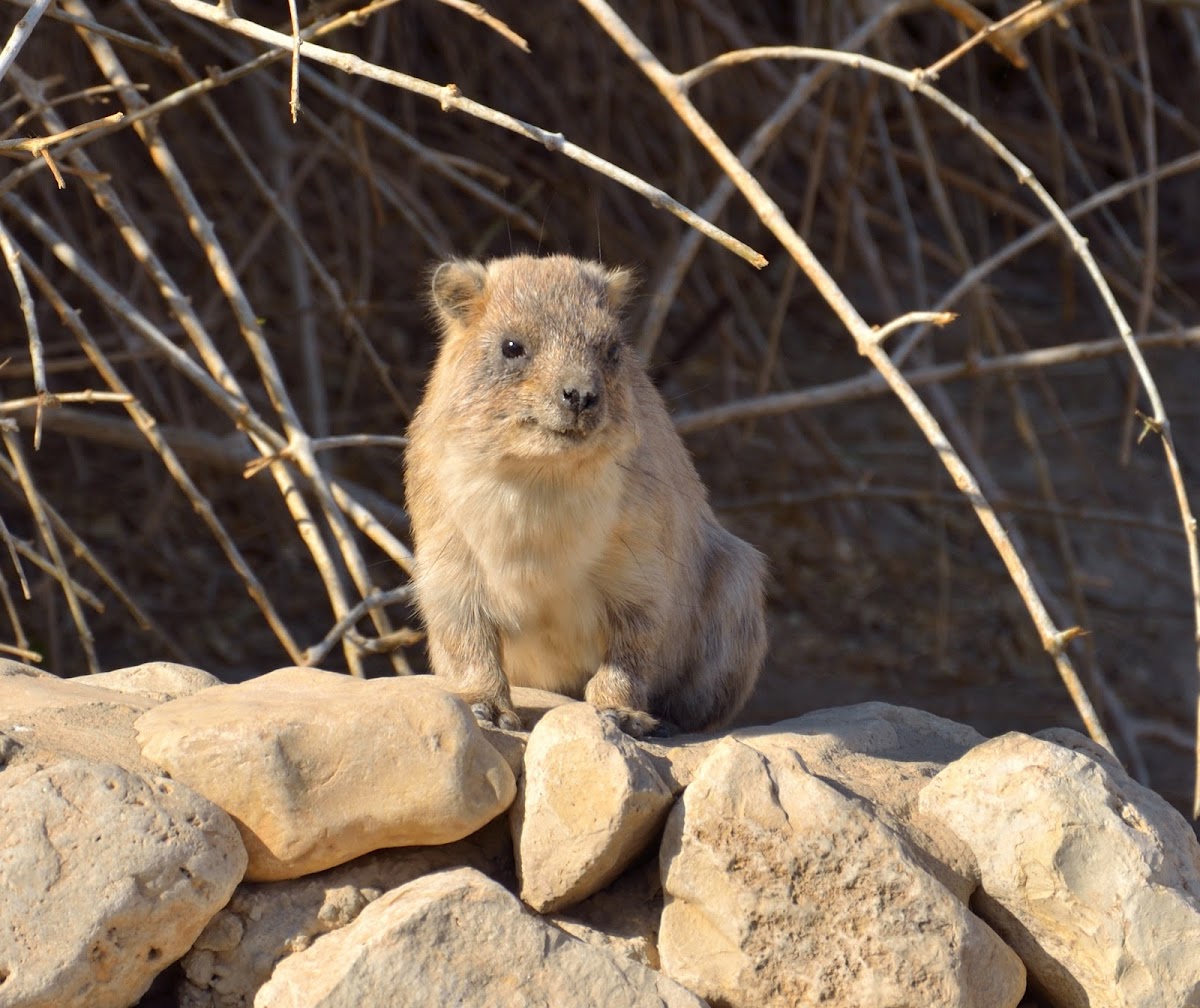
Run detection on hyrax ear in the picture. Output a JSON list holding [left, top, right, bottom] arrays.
[[430, 259, 489, 329], [602, 265, 637, 311]]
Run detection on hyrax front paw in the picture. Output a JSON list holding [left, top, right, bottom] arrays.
[[470, 700, 523, 733], [597, 706, 663, 739]]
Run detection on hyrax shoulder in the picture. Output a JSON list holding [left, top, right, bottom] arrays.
[[405, 254, 766, 736]]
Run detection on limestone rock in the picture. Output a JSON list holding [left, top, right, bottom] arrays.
[[74, 661, 222, 701], [736, 702, 987, 901], [1033, 725, 1125, 772], [920, 732, 1200, 1008], [659, 737, 1025, 1008], [510, 685, 576, 727], [135, 666, 516, 881], [253, 868, 705, 1008], [180, 819, 514, 1008], [0, 659, 52, 679], [0, 668, 161, 776], [0, 759, 246, 1008], [642, 703, 985, 901], [475, 686, 578, 777], [514, 702, 674, 912], [547, 857, 664, 969]]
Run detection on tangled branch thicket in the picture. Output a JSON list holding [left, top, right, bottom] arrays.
[[1, 0, 1199, 813]]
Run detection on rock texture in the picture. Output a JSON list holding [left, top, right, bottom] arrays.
[[514, 702, 674, 912], [737, 702, 986, 901], [0, 759, 246, 1008], [658, 737, 1025, 1008], [135, 666, 516, 880], [920, 731, 1200, 1008], [253, 868, 705, 1008]]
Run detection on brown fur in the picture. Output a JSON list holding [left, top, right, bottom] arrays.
[[404, 254, 767, 736]]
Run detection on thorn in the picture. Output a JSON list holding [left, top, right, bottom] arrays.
[[1134, 410, 1163, 444], [1049, 626, 1088, 655]]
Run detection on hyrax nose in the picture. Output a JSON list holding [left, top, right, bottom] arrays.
[[562, 385, 599, 415]]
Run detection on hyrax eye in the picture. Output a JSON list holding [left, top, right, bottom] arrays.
[[605, 343, 621, 365], [501, 339, 526, 359]]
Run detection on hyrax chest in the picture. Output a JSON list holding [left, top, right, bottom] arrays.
[[451, 453, 625, 692]]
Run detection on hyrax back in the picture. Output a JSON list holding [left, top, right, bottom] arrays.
[[405, 254, 766, 736]]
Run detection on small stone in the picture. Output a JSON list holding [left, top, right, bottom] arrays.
[[514, 702, 674, 912]]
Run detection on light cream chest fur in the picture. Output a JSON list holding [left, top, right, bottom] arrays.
[[438, 447, 626, 692]]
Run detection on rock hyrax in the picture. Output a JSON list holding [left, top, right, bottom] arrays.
[[405, 254, 767, 736]]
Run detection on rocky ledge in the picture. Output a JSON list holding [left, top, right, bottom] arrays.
[[1, 659, 1199, 1008]]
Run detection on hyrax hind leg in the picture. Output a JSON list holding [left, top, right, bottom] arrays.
[[662, 527, 767, 733]]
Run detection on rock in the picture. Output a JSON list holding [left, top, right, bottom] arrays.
[[753, 700, 987, 764], [135, 666, 516, 881], [514, 702, 674, 912], [0, 668, 161, 776], [736, 702, 987, 902], [659, 737, 1025, 1008], [253, 868, 705, 1008], [474, 686, 579, 778], [547, 857, 664, 969], [511, 685, 577, 727], [0, 658, 52, 679], [639, 703, 985, 902], [640, 701, 985, 794], [74, 661, 222, 701], [179, 818, 514, 1008], [919, 732, 1200, 1008], [0, 760, 246, 1008], [1033, 725, 1125, 772]]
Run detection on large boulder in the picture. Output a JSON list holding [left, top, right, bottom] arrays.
[[920, 731, 1200, 1008], [252, 868, 705, 1007], [659, 737, 1025, 1008], [0, 760, 246, 1008], [134, 666, 516, 880]]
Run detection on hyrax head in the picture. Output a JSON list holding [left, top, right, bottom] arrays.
[[429, 255, 640, 462]]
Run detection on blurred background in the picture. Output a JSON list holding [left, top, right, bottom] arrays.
[[1, 0, 1198, 813]]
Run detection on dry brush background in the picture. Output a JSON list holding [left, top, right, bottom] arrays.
[[1, 0, 1199, 815]]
